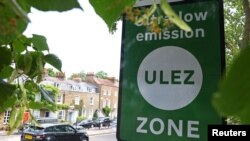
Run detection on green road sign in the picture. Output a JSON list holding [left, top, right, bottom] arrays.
[[117, 0, 225, 141]]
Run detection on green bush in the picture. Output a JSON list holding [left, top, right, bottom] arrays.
[[76, 116, 87, 122]]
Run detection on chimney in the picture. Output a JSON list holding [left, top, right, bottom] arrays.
[[56, 72, 65, 80], [86, 72, 95, 83], [108, 77, 119, 86], [72, 77, 81, 83], [107, 77, 115, 83]]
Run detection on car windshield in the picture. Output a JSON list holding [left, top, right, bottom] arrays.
[[26, 125, 44, 133]]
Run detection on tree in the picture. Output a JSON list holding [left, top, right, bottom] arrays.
[[102, 106, 111, 117], [46, 68, 57, 77], [95, 71, 108, 79], [212, 0, 250, 124], [92, 109, 99, 121], [69, 70, 86, 81]]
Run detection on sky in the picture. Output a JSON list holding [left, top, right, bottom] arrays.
[[24, 0, 122, 79]]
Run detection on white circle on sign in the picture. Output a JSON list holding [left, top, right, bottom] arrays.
[[137, 46, 203, 110]]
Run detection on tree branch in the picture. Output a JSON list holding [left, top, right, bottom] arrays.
[[241, 0, 250, 49]]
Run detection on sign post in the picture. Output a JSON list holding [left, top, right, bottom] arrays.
[[117, 0, 224, 141]]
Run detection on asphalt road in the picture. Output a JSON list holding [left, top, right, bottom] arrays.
[[90, 133, 117, 141]]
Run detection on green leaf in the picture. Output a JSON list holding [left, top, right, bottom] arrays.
[[12, 39, 27, 54], [17, 0, 31, 13], [24, 80, 39, 93], [9, 108, 17, 128], [0, 95, 17, 113], [0, 47, 12, 71], [17, 52, 44, 78], [89, 0, 135, 30], [6, 0, 30, 23], [29, 101, 56, 112], [0, 80, 17, 112], [0, 2, 28, 44], [24, 52, 33, 74], [31, 34, 49, 51], [160, 0, 191, 32], [28, 101, 45, 109], [213, 46, 250, 124], [8, 106, 25, 135], [0, 66, 14, 79], [26, 0, 82, 12], [44, 54, 62, 71]]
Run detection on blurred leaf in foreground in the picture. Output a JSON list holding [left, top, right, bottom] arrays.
[[213, 45, 250, 124]]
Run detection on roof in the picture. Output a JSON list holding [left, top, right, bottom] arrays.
[[93, 77, 118, 87], [42, 76, 98, 89]]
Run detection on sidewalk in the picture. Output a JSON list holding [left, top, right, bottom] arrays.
[[86, 127, 116, 136]]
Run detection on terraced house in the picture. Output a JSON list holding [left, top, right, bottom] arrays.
[[0, 72, 119, 130], [85, 73, 119, 118]]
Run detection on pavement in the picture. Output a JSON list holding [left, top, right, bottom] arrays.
[[86, 127, 116, 136]]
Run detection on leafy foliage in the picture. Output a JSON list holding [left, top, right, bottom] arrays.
[[212, 0, 250, 125], [95, 71, 108, 79], [160, 0, 191, 31], [213, 46, 250, 124], [92, 109, 99, 121], [44, 54, 62, 72], [0, 0, 28, 45], [69, 71, 86, 81], [102, 106, 111, 117], [26, 0, 82, 12], [76, 116, 87, 122], [89, 0, 135, 31], [46, 68, 57, 77]]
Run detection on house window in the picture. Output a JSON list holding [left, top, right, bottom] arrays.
[[107, 100, 110, 107], [3, 110, 11, 124], [103, 90, 106, 96], [114, 103, 117, 108], [45, 111, 49, 117], [89, 109, 94, 118], [54, 82, 59, 88], [90, 97, 94, 105], [82, 109, 86, 117], [102, 100, 106, 108], [57, 95, 63, 104], [87, 87, 91, 93], [114, 91, 118, 97], [58, 110, 65, 120], [75, 96, 80, 105]]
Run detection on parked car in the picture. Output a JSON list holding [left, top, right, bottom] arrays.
[[74, 119, 94, 129], [18, 117, 59, 133], [93, 117, 112, 128], [20, 123, 89, 141]]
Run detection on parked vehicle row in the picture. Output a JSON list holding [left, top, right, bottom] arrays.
[[20, 123, 89, 141], [73, 117, 116, 129]]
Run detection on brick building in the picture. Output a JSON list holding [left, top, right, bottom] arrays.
[[85, 73, 119, 118], [0, 71, 119, 129]]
